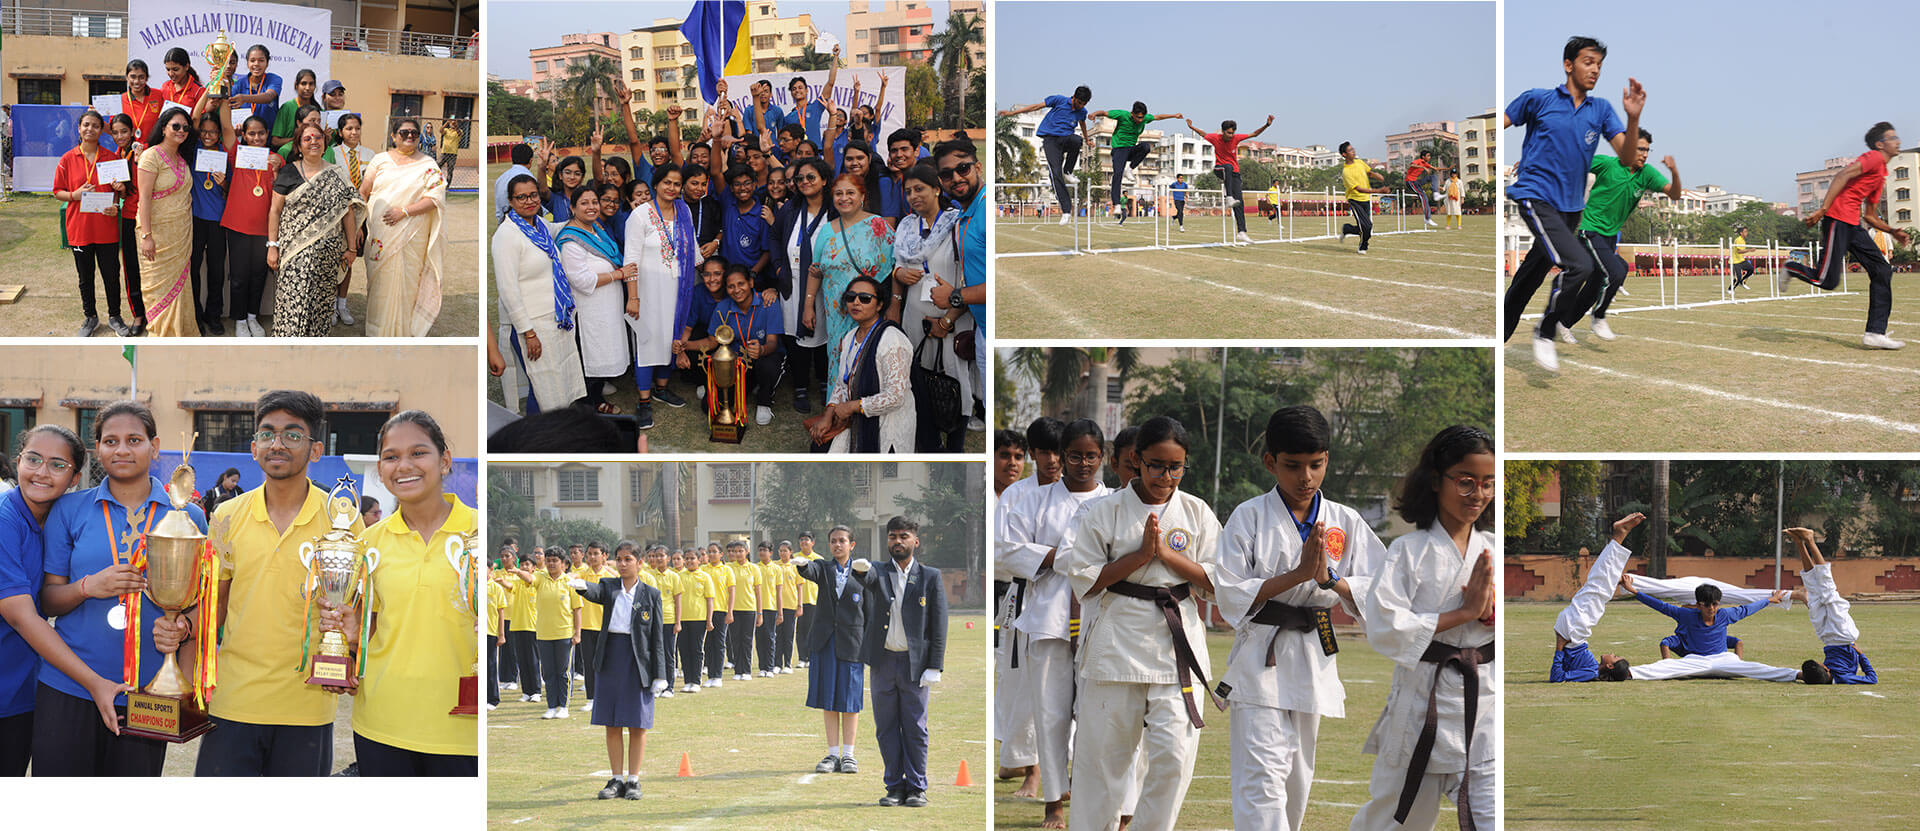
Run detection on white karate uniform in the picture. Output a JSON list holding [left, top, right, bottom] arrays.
[[1631, 575, 1790, 611], [1063, 486, 1221, 831], [995, 477, 1041, 769], [1000, 480, 1112, 804], [1627, 651, 1799, 682], [1802, 563, 1859, 646], [1349, 526, 1496, 831], [1554, 540, 1633, 645], [1214, 491, 1387, 831]]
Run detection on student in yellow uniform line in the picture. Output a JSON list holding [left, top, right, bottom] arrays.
[[702, 546, 734, 687], [570, 544, 670, 802], [486, 559, 507, 710], [566, 543, 593, 686], [776, 541, 803, 673], [726, 542, 761, 682], [199, 390, 361, 777], [514, 549, 583, 719], [575, 542, 617, 713], [329, 410, 478, 776], [642, 544, 681, 698], [754, 542, 781, 677], [505, 552, 542, 703], [674, 549, 716, 693], [793, 532, 821, 669]]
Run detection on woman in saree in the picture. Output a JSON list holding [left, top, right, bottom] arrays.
[[265, 121, 363, 337], [359, 117, 448, 337], [132, 108, 198, 337], [803, 173, 895, 386]]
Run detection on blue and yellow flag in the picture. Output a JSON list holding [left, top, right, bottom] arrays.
[[681, 0, 749, 104]]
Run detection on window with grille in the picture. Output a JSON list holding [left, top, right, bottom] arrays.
[[881, 462, 900, 479], [500, 469, 535, 500], [1465, 147, 1478, 157], [853, 466, 872, 499], [389, 93, 423, 119], [1900, 209, 1913, 223], [324, 412, 387, 457], [534, 60, 548, 73], [192, 411, 253, 452], [790, 33, 806, 46], [659, 68, 677, 83], [712, 464, 752, 499], [1898, 188, 1911, 201], [1897, 168, 1910, 180], [441, 97, 475, 148], [630, 467, 647, 502], [682, 45, 697, 58], [753, 35, 777, 51], [557, 468, 599, 503], [630, 47, 643, 60], [878, 29, 899, 45], [16, 80, 60, 105]]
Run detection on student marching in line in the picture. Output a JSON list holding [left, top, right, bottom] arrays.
[[571, 546, 670, 801]]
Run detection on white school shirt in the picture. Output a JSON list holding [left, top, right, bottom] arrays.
[[1063, 485, 1221, 685], [884, 558, 914, 652], [1358, 525, 1497, 772], [1214, 490, 1387, 717], [606, 578, 640, 635], [999, 480, 1111, 643]]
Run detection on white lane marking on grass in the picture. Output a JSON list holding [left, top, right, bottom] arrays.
[[997, 267, 1099, 336], [510, 818, 534, 824], [748, 733, 820, 738], [1858, 691, 1888, 698], [1602, 334, 1920, 377], [1644, 314, 1920, 346], [1100, 257, 1482, 338], [1662, 309, 1919, 329], [1186, 241, 1490, 272], [1165, 247, 1489, 297], [798, 773, 820, 784], [490, 724, 520, 729], [1536, 356, 1920, 436]]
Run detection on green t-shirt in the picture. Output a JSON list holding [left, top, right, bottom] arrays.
[[1579, 155, 1668, 236], [270, 97, 310, 142], [1104, 110, 1161, 148]]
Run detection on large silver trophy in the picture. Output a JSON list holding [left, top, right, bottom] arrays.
[[300, 478, 378, 689]]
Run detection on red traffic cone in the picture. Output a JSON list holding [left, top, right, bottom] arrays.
[[964, 621, 975, 629], [954, 759, 974, 786], [677, 752, 694, 777]]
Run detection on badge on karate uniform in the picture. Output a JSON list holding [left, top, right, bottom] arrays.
[[1165, 528, 1192, 553], [1325, 527, 1348, 563]]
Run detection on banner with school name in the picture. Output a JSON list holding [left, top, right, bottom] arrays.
[[716, 66, 908, 146], [129, 0, 331, 108]]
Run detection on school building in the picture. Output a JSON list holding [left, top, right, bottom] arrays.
[[2, 1, 481, 187]]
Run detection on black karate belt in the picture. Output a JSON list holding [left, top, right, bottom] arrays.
[[993, 580, 1009, 648], [1251, 601, 1337, 665], [1395, 640, 1495, 831], [1006, 578, 1029, 667], [1105, 580, 1219, 728]]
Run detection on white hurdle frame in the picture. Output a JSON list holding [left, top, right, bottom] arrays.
[[1513, 233, 1853, 321]]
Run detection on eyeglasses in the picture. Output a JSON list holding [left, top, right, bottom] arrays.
[[1450, 475, 1496, 497], [1064, 451, 1102, 465], [395, 129, 419, 139], [937, 161, 976, 181], [254, 429, 310, 446], [795, 173, 821, 182], [510, 192, 542, 202], [18, 452, 73, 474], [1143, 460, 1187, 478], [841, 291, 879, 305]]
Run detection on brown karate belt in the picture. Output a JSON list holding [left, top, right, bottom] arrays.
[[1396, 640, 1495, 831], [1250, 600, 1337, 665], [1103, 580, 1221, 728]]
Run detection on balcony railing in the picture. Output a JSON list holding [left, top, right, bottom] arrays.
[[1, 8, 474, 59]]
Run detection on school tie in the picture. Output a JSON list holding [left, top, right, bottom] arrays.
[[348, 149, 361, 188]]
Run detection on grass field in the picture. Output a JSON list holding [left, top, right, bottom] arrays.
[[993, 214, 1496, 340], [488, 615, 986, 830], [993, 624, 1467, 831], [1505, 601, 1920, 830], [0, 192, 481, 337], [1503, 281, 1920, 452]]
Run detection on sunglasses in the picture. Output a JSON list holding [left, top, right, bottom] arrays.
[[937, 161, 975, 180], [841, 290, 879, 305], [395, 129, 419, 139], [166, 123, 189, 132]]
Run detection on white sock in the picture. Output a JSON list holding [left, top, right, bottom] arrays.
[[840, 744, 854, 758], [625, 774, 638, 784]]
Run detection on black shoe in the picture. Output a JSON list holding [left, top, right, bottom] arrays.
[[331, 761, 360, 777], [652, 387, 688, 408], [902, 790, 928, 808], [793, 391, 811, 413], [108, 316, 134, 337], [837, 755, 858, 774], [815, 754, 839, 774], [131, 320, 147, 337], [1802, 659, 1831, 685], [77, 316, 99, 338], [622, 780, 641, 800], [878, 789, 904, 807], [598, 777, 623, 799], [205, 316, 225, 336], [634, 403, 655, 430]]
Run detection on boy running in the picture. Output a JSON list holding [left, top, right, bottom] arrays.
[[1781, 122, 1910, 349]]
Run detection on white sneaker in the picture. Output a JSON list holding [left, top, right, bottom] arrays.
[[520, 693, 539, 703], [1057, 214, 1072, 226], [556, 707, 570, 719], [659, 689, 674, 699], [966, 417, 985, 432], [540, 708, 556, 719], [1425, 218, 1437, 227], [503, 682, 519, 691], [756, 406, 772, 426], [1235, 232, 1252, 244], [1356, 248, 1368, 255], [711, 678, 723, 688], [249, 317, 266, 337], [572, 672, 584, 681], [1618, 286, 1631, 297], [1176, 224, 1184, 232], [582, 699, 594, 712], [684, 683, 698, 693], [1062, 173, 1078, 186], [1228, 197, 1241, 208], [1864, 332, 1906, 350], [484, 703, 498, 711], [1340, 229, 1350, 243], [1777, 268, 1793, 293], [1532, 337, 1560, 372], [1591, 319, 1616, 341], [1556, 323, 1578, 345], [335, 297, 355, 325]]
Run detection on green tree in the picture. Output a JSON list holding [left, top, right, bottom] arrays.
[[965, 69, 985, 129], [561, 53, 620, 113], [755, 463, 858, 545], [892, 464, 985, 579], [536, 517, 623, 551], [487, 478, 536, 563], [1006, 346, 1139, 419], [902, 61, 942, 127], [1465, 177, 1495, 210], [1124, 349, 1315, 512], [1504, 460, 1555, 540], [995, 114, 1035, 183], [487, 80, 553, 139], [778, 45, 834, 72], [927, 8, 984, 128]]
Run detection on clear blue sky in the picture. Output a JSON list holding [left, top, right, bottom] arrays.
[[1506, 0, 1919, 204], [996, 2, 1493, 160], [486, 1, 962, 79]]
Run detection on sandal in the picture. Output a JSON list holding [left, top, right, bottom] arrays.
[[595, 402, 622, 415]]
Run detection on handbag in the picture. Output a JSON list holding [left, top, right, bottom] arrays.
[[911, 333, 964, 435]]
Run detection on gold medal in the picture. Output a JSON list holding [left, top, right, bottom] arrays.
[[253, 185, 264, 197], [203, 178, 214, 190]]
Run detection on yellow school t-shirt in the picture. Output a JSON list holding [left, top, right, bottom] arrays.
[[755, 561, 780, 611], [778, 561, 801, 610], [728, 562, 759, 612], [704, 563, 735, 616], [507, 572, 537, 632], [794, 553, 820, 604], [677, 567, 714, 621], [1732, 235, 1748, 265], [485, 580, 506, 638], [1343, 159, 1373, 203], [532, 570, 582, 640], [575, 564, 615, 631], [352, 495, 480, 756], [208, 483, 355, 727], [650, 568, 681, 624]]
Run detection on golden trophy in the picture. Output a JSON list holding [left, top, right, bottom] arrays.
[[123, 446, 219, 742], [299, 479, 378, 689], [705, 324, 746, 443], [446, 530, 481, 716], [204, 30, 237, 99]]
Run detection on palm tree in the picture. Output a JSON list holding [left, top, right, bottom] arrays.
[[927, 9, 984, 128], [561, 53, 621, 112], [995, 114, 1034, 183], [1416, 136, 1459, 175], [778, 44, 833, 72], [1007, 347, 1140, 423]]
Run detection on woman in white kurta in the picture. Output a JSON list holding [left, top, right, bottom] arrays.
[[358, 118, 446, 336], [889, 164, 973, 450], [492, 174, 586, 412], [1350, 425, 1496, 831], [818, 275, 915, 454], [622, 166, 697, 417], [1062, 416, 1221, 831], [556, 185, 637, 414]]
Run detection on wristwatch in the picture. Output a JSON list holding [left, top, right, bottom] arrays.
[[948, 287, 965, 309], [1316, 572, 1340, 590]]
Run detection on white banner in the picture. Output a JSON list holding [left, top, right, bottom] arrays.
[[129, 0, 332, 109], [717, 66, 909, 146]]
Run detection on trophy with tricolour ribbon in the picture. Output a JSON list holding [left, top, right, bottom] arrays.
[[204, 29, 236, 99], [122, 441, 220, 742], [705, 324, 746, 443], [447, 529, 481, 715]]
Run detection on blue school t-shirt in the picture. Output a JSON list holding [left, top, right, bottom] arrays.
[[960, 190, 985, 330], [1504, 85, 1625, 212], [717, 189, 772, 270], [546, 191, 572, 224], [712, 295, 785, 345], [1037, 94, 1087, 137], [242, 72, 284, 130], [793, 100, 829, 147], [189, 144, 230, 222], [1170, 181, 1190, 202], [41, 477, 208, 705], [0, 489, 48, 717], [1633, 591, 1767, 657], [686, 289, 725, 334], [742, 103, 787, 135]]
